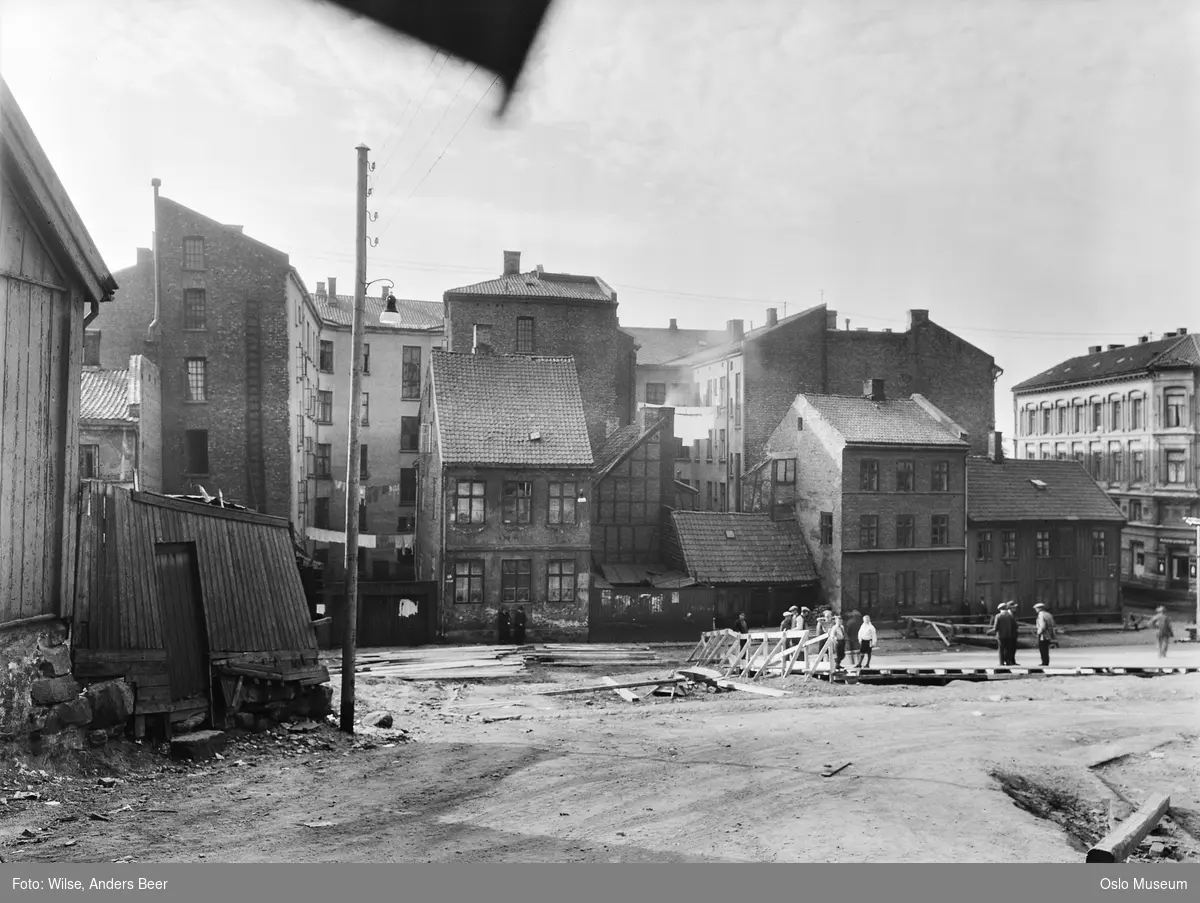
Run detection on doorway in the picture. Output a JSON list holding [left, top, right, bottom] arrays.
[[154, 543, 210, 707]]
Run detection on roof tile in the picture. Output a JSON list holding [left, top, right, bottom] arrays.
[[446, 270, 614, 303], [80, 369, 132, 421], [311, 293, 443, 331], [670, 511, 819, 584], [967, 458, 1125, 523], [1012, 335, 1198, 392], [623, 326, 730, 366], [802, 394, 968, 446]]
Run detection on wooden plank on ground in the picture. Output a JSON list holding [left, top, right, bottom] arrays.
[[715, 679, 788, 698], [822, 762, 852, 778], [601, 676, 641, 702], [1086, 792, 1171, 863], [536, 677, 686, 696]]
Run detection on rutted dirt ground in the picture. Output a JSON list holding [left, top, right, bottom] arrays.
[[2, 639, 1199, 863]]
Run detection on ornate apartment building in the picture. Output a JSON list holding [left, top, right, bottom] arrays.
[[1012, 330, 1199, 601]]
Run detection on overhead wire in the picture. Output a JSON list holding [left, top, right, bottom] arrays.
[[374, 53, 451, 181], [399, 76, 500, 207], [376, 50, 442, 158]]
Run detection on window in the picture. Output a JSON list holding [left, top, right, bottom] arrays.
[[548, 559, 575, 602], [706, 432, 713, 462], [1111, 399, 1122, 430], [896, 571, 916, 607], [1089, 445, 1102, 480], [931, 570, 951, 605], [1093, 579, 1108, 608], [1109, 442, 1122, 481], [859, 515, 879, 549], [316, 443, 331, 477], [896, 514, 915, 548], [319, 341, 334, 372], [860, 459, 879, 492], [1074, 404, 1085, 433], [1058, 528, 1074, 558], [1166, 450, 1187, 484], [1057, 407, 1068, 434], [501, 559, 532, 602], [1129, 499, 1142, 522], [931, 514, 949, 546], [1002, 530, 1017, 560], [317, 390, 332, 423], [1131, 396, 1143, 430], [183, 236, 205, 270], [185, 358, 207, 401], [359, 445, 369, 479], [976, 531, 992, 561], [1092, 401, 1102, 431], [362, 343, 370, 375], [456, 480, 485, 524], [706, 481, 714, 510], [1091, 529, 1107, 559], [503, 481, 532, 524], [1035, 530, 1051, 558], [1041, 407, 1051, 434], [400, 468, 417, 503], [895, 460, 914, 492], [773, 459, 796, 484], [1132, 448, 1146, 482], [548, 482, 577, 525], [645, 382, 666, 405], [719, 482, 727, 511], [819, 512, 833, 546], [358, 502, 368, 532], [400, 416, 420, 451], [184, 429, 209, 474], [314, 497, 330, 529], [1165, 391, 1186, 427], [734, 372, 741, 426], [83, 331, 100, 366], [183, 289, 206, 329], [1056, 580, 1075, 609], [516, 317, 535, 354], [932, 461, 950, 492], [859, 573, 879, 609], [401, 346, 422, 399], [718, 429, 727, 461], [79, 445, 99, 479], [360, 393, 370, 426], [1023, 408, 1035, 435], [454, 560, 484, 603]]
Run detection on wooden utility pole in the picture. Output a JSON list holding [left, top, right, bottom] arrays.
[[339, 144, 370, 734]]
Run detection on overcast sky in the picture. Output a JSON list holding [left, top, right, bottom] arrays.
[[3, 0, 1196, 431]]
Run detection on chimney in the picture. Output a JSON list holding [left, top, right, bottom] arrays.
[[536, 264, 544, 277], [327, 277, 337, 299], [1107, 344, 1125, 351], [907, 310, 929, 329], [845, 318, 851, 330], [727, 319, 745, 340], [381, 284, 390, 300], [987, 430, 1004, 464], [826, 309, 838, 330], [669, 318, 678, 330], [1164, 332, 1177, 339], [473, 324, 493, 354], [316, 281, 326, 295], [863, 379, 885, 402], [136, 247, 153, 266], [765, 308, 778, 327], [1179, 327, 1189, 335], [503, 250, 521, 276], [1138, 336, 1149, 344], [1088, 345, 1102, 354]]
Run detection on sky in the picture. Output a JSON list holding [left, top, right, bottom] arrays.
[[2, 0, 1197, 433]]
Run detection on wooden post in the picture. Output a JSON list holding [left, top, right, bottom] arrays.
[[1086, 792, 1170, 863]]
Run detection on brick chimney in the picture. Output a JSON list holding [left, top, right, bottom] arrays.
[[727, 319, 745, 340], [381, 284, 391, 299], [1088, 345, 1102, 354], [327, 277, 337, 299], [1138, 336, 1149, 343], [473, 324, 493, 354], [669, 318, 677, 330], [908, 310, 929, 329], [1179, 327, 1189, 335], [987, 430, 1004, 464], [826, 309, 838, 330], [136, 247, 153, 266], [766, 308, 778, 327], [863, 379, 885, 402], [316, 281, 326, 295], [1107, 344, 1125, 351], [503, 250, 521, 276]]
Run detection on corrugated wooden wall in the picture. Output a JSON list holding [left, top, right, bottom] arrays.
[[0, 178, 80, 625]]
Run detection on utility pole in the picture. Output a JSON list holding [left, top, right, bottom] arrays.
[[340, 144, 370, 734], [1185, 516, 1200, 633]]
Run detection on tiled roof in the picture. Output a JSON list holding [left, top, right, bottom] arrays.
[[669, 304, 825, 368], [623, 326, 730, 366], [445, 270, 615, 303], [967, 458, 1125, 523], [1012, 334, 1198, 392], [80, 369, 132, 421], [430, 350, 593, 466], [802, 394, 969, 447], [596, 562, 695, 589], [669, 511, 819, 585], [311, 293, 443, 331], [593, 423, 643, 476]]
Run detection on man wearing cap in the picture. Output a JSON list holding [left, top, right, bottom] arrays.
[[1034, 602, 1057, 667], [992, 601, 1018, 666], [779, 606, 801, 663]]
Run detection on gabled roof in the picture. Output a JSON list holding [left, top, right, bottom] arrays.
[[967, 457, 1126, 523], [446, 269, 615, 303], [1012, 335, 1198, 392], [1, 78, 116, 303], [596, 562, 695, 589], [311, 292, 443, 331], [799, 393, 969, 447], [669, 512, 819, 585], [623, 326, 730, 366], [592, 415, 669, 480], [158, 196, 288, 261], [429, 350, 593, 467], [80, 369, 132, 422], [669, 304, 825, 368]]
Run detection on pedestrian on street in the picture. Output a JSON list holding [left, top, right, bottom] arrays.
[[512, 606, 527, 646], [734, 612, 750, 652], [799, 606, 814, 629], [497, 608, 511, 645], [857, 615, 877, 669], [1148, 606, 1174, 658], [831, 616, 847, 670], [992, 601, 1017, 666], [1034, 602, 1056, 667], [779, 605, 798, 633], [844, 609, 863, 667]]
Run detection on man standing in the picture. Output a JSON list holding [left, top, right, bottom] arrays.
[[992, 602, 1017, 666], [831, 616, 847, 671], [844, 609, 863, 667], [1034, 602, 1056, 667], [512, 606, 527, 646], [857, 615, 877, 669], [734, 611, 750, 635], [497, 608, 511, 645], [1148, 606, 1174, 658]]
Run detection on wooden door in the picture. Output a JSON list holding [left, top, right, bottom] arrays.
[[154, 543, 209, 704], [357, 590, 429, 647]]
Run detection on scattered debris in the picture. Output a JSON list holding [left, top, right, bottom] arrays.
[[363, 711, 394, 729], [481, 715, 523, 724], [88, 813, 111, 822], [822, 762, 852, 778]]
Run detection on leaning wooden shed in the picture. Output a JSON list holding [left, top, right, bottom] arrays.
[[74, 483, 328, 735]]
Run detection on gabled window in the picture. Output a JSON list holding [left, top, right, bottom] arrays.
[[503, 481, 532, 524]]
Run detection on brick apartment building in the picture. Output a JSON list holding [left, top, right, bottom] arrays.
[[94, 185, 313, 518], [443, 251, 636, 453], [759, 380, 971, 618], [630, 306, 1000, 513]]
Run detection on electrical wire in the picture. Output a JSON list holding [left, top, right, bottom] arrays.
[[399, 76, 500, 207], [374, 53, 452, 180], [376, 50, 441, 157]]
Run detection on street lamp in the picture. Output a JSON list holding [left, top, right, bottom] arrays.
[[374, 280, 401, 326], [1184, 516, 1200, 632]]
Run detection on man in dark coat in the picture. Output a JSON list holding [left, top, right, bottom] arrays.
[[498, 608, 511, 644], [734, 612, 750, 652], [512, 606, 527, 646], [992, 602, 1018, 666]]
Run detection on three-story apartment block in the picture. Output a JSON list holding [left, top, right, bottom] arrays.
[[1013, 330, 1199, 600]]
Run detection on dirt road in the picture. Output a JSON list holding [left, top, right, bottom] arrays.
[[3, 642, 1198, 863]]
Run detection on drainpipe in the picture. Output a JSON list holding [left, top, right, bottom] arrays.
[[82, 297, 101, 329], [439, 464, 448, 641], [146, 178, 162, 343]]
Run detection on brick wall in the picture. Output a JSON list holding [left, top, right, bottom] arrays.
[[91, 250, 155, 369], [592, 407, 676, 564]]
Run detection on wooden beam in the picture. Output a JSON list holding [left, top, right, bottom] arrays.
[[1086, 792, 1170, 863], [536, 677, 687, 696], [601, 676, 641, 703], [715, 680, 788, 698]]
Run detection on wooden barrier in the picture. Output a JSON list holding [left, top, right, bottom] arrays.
[[1086, 792, 1170, 863]]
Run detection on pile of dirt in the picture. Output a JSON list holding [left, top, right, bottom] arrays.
[[990, 770, 1109, 852]]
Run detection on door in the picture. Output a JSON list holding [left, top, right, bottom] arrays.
[[1168, 550, 1190, 589], [357, 588, 431, 647], [154, 543, 210, 704]]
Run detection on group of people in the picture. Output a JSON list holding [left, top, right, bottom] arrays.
[[734, 605, 879, 671], [496, 606, 527, 645], [992, 601, 1177, 666]]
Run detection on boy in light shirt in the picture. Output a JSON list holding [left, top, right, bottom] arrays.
[[857, 615, 878, 669]]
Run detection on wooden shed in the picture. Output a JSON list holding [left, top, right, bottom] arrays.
[[73, 483, 328, 734]]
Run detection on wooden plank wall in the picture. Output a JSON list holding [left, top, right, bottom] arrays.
[[0, 177, 76, 625]]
